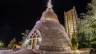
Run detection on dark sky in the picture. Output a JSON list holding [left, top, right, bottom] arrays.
[[0, 0, 91, 44]]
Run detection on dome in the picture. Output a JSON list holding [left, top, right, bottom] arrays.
[[40, 8, 59, 23], [28, 20, 72, 52]]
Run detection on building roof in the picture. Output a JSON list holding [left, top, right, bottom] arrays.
[[40, 8, 59, 23]]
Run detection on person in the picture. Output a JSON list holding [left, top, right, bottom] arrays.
[[90, 49, 96, 54]]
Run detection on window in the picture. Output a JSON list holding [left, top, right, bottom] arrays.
[[31, 29, 42, 49], [28, 40, 32, 45]]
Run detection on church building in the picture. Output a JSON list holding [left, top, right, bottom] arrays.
[[13, 0, 76, 54]]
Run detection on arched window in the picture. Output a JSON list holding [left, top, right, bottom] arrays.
[[22, 29, 41, 49], [37, 35, 40, 45], [29, 29, 42, 49]]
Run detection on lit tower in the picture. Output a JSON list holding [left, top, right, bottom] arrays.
[[64, 7, 78, 40]]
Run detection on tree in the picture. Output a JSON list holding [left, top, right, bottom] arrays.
[[0, 41, 6, 49], [71, 34, 78, 51], [8, 38, 16, 49], [77, 0, 96, 48], [19, 30, 30, 45], [77, 19, 96, 41], [86, 0, 96, 16]]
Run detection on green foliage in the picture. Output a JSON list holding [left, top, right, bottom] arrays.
[[86, 0, 96, 16], [90, 40, 96, 48], [0, 41, 6, 49], [77, 18, 96, 42], [8, 38, 16, 49], [10, 38, 16, 44], [19, 30, 30, 45], [78, 41, 92, 48], [78, 0, 96, 48], [71, 34, 78, 51]]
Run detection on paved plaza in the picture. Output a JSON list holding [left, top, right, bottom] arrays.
[[0, 50, 13, 54]]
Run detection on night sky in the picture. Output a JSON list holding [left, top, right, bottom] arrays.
[[0, 0, 91, 44]]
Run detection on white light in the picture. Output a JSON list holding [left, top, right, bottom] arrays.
[[39, 38, 42, 42], [25, 39, 29, 44]]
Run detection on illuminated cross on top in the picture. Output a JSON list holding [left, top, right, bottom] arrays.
[[47, 0, 53, 8]]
